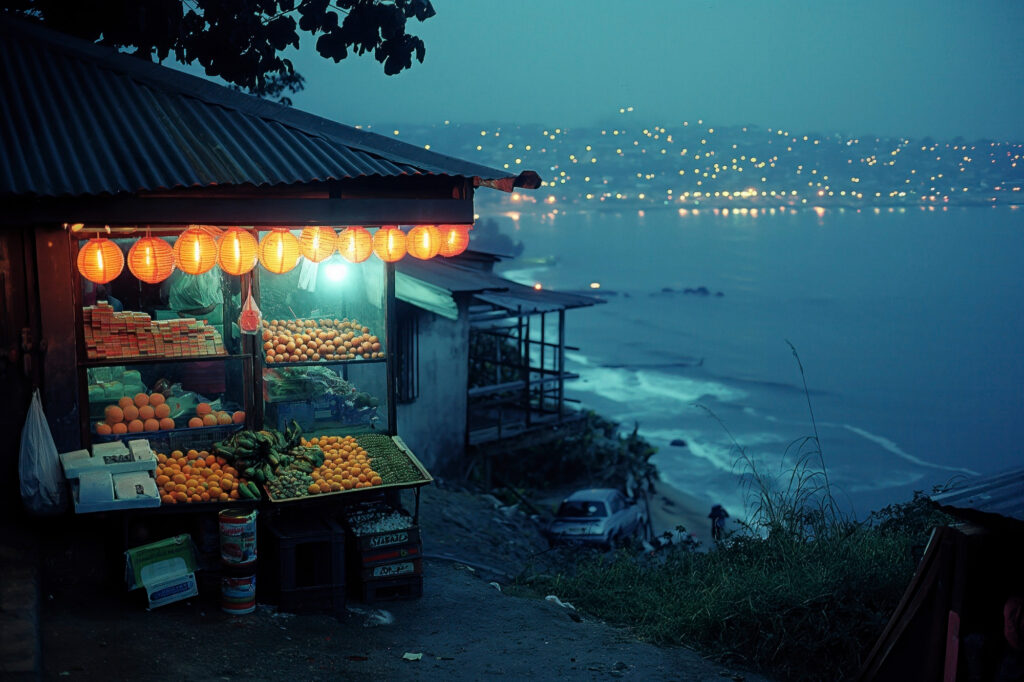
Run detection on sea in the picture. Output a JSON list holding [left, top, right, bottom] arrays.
[[494, 204, 1024, 520]]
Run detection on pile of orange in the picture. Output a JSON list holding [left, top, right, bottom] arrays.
[[154, 449, 245, 504], [186, 402, 245, 428], [261, 317, 384, 364], [301, 434, 383, 495], [95, 393, 174, 435]]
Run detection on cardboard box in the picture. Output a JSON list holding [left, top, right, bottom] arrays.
[[125, 534, 199, 609]]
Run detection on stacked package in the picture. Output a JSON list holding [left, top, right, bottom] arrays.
[[83, 303, 226, 360]]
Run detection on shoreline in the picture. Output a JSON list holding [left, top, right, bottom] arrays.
[[647, 476, 721, 549]]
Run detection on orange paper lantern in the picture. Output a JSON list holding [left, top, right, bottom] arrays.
[[77, 238, 124, 284], [337, 226, 373, 263], [299, 226, 337, 263], [437, 225, 471, 257], [406, 225, 441, 260], [372, 226, 406, 263], [217, 227, 258, 276], [259, 228, 301, 274], [127, 236, 175, 284], [173, 227, 218, 275]]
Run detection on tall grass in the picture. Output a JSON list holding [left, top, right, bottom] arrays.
[[522, 345, 953, 680]]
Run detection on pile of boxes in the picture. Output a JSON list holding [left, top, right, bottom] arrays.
[[343, 503, 423, 603], [61, 439, 161, 512], [83, 303, 226, 360]]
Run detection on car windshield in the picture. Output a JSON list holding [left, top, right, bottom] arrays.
[[558, 500, 608, 518]]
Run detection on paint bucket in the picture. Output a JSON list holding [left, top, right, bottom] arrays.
[[219, 508, 258, 566], [221, 571, 256, 615]]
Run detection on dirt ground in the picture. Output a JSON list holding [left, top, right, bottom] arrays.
[[38, 482, 770, 681]]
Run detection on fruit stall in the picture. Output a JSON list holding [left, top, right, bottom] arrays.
[[60, 224, 466, 609]]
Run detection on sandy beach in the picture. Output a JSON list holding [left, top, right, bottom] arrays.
[[646, 477, 724, 550]]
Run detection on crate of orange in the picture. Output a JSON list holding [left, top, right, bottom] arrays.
[[262, 433, 431, 503], [154, 448, 256, 505], [95, 395, 246, 455]]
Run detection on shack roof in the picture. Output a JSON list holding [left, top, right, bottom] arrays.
[[930, 467, 1024, 526], [396, 254, 603, 320], [0, 15, 540, 199]]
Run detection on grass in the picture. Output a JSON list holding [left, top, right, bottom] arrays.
[[518, 344, 954, 680]]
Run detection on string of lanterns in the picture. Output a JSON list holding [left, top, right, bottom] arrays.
[[76, 224, 472, 284]]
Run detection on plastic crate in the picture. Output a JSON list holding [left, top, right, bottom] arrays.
[[261, 515, 345, 617], [356, 542, 422, 568], [94, 423, 243, 455]]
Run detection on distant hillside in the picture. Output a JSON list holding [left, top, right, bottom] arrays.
[[357, 115, 1023, 211]]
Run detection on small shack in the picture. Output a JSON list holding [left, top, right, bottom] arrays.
[[393, 251, 602, 475], [859, 468, 1024, 681], [0, 15, 540, 513]]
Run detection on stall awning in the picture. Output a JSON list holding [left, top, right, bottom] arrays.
[[396, 256, 603, 319], [0, 15, 540, 200]]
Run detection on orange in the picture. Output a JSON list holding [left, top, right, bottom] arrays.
[[133, 392, 150, 407], [155, 474, 170, 486], [96, 423, 112, 436], [122, 404, 139, 421], [216, 412, 232, 425], [111, 422, 128, 434], [161, 494, 175, 504], [188, 417, 203, 428], [190, 494, 202, 503], [148, 393, 165, 406], [138, 405, 155, 420], [159, 417, 175, 430], [202, 414, 217, 426], [104, 405, 124, 424], [143, 418, 160, 432], [232, 410, 246, 424], [229, 489, 239, 499], [117, 396, 134, 410], [173, 491, 188, 502], [172, 473, 186, 484], [154, 403, 170, 419], [196, 402, 212, 415], [171, 450, 183, 459], [219, 493, 230, 502], [307, 484, 320, 495], [156, 453, 167, 464]]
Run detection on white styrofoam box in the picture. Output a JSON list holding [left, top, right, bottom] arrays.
[[78, 471, 114, 506], [127, 439, 152, 458], [113, 471, 159, 501], [92, 441, 129, 458], [59, 450, 95, 478]]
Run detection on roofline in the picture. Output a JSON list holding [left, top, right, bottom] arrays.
[[1, 14, 541, 192]]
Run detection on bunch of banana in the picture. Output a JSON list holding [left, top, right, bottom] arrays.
[[212, 419, 325, 488]]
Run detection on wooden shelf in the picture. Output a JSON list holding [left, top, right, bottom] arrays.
[[81, 353, 251, 368], [261, 357, 387, 369]]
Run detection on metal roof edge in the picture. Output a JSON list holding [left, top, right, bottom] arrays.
[[1, 14, 541, 192]]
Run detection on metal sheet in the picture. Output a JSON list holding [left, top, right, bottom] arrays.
[[930, 467, 1024, 524], [1, 16, 537, 199]]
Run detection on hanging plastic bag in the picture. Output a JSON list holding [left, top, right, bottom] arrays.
[[19, 388, 68, 515], [239, 281, 262, 334]]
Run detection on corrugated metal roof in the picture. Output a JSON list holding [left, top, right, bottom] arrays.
[[930, 467, 1024, 524], [0, 15, 539, 198], [396, 256, 603, 314]]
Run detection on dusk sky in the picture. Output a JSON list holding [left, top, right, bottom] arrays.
[[235, 0, 1024, 141]]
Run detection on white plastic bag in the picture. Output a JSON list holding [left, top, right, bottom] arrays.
[[19, 388, 67, 515]]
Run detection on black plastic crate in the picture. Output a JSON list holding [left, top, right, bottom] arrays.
[[261, 514, 345, 616]]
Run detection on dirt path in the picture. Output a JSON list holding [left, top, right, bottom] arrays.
[[39, 483, 769, 681]]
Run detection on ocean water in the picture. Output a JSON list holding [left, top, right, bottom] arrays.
[[495, 205, 1024, 519]]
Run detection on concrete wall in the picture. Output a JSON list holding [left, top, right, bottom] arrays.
[[396, 301, 469, 476]]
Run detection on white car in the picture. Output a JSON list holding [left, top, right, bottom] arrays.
[[545, 488, 646, 548]]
